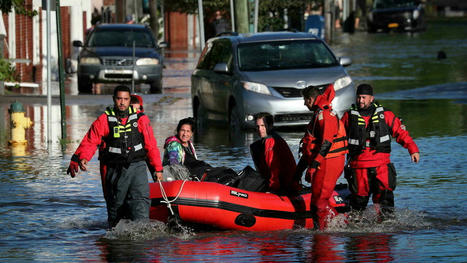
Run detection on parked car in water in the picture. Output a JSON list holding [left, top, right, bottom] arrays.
[[73, 23, 166, 94], [191, 31, 355, 129], [367, 0, 426, 33]]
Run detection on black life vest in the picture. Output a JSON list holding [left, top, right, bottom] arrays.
[[347, 103, 392, 156], [101, 106, 146, 164]]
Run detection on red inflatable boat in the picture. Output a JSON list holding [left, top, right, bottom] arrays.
[[149, 181, 350, 231]]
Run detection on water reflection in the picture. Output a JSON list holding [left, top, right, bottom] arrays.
[[334, 20, 467, 94], [308, 234, 346, 262], [378, 99, 467, 138], [92, 230, 400, 262], [345, 234, 394, 262]]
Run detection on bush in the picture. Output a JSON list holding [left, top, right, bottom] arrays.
[[0, 58, 18, 82]]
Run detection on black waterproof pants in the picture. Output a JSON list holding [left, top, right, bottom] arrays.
[[105, 161, 150, 228]]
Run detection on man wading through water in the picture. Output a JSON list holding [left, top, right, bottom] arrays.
[[67, 85, 163, 228], [295, 85, 348, 230], [341, 84, 420, 221]]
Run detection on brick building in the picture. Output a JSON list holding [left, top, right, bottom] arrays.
[[1, 0, 93, 88]]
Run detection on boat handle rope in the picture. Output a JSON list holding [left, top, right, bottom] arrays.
[[158, 179, 188, 216]]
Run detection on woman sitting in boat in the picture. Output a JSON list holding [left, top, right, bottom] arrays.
[[163, 117, 208, 179], [163, 118, 238, 183]]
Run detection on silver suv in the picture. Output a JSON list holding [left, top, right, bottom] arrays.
[[191, 31, 355, 129]]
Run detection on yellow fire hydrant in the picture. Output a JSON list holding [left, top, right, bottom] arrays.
[[8, 101, 33, 145]]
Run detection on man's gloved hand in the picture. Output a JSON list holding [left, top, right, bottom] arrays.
[[305, 168, 316, 183], [67, 154, 81, 178], [67, 161, 79, 178]]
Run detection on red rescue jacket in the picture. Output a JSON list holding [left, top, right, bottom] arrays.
[[300, 85, 348, 169], [251, 131, 301, 193], [341, 104, 419, 168], [73, 108, 163, 173]]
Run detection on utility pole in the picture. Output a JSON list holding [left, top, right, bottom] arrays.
[[46, 0, 52, 144], [254, 0, 259, 33], [115, 0, 124, 23], [149, 0, 159, 39], [230, 0, 235, 32], [197, 0, 205, 50], [0, 11, 5, 59], [324, 0, 334, 43], [234, 0, 249, 33], [55, 0, 67, 140]]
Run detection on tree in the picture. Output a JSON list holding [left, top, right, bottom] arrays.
[[0, 58, 18, 82], [149, 0, 159, 39], [160, 0, 315, 32], [162, 0, 228, 14], [258, 0, 312, 31], [0, 0, 37, 16]]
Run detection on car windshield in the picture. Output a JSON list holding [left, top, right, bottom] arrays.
[[87, 28, 155, 48], [374, 0, 417, 9], [237, 40, 338, 71]]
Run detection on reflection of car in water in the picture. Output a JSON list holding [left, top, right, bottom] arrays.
[[367, 0, 426, 33], [191, 32, 355, 129], [73, 24, 166, 94]]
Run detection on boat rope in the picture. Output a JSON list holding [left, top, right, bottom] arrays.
[[158, 179, 188, 216]]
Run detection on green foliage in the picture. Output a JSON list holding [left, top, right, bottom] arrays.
[[163, 0, 229, 14], [0, 59, 18, 82], [161, 0, 317, 32], [258, 0, 310, 31], [0, 0, 37, 16]]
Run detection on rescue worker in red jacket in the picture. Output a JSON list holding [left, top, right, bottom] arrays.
[[130, 94, 144, 113], [250, 112, 301, 195], [341, 84, 420, 219], [67, 85, 163, 228], [295, 84, 348, 230]]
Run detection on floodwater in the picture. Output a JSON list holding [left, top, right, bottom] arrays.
[[0, 20, 466, 262]]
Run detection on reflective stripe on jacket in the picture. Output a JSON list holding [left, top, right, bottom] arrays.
[[347, 103, 392, 157], [101, 106, 146, 164], [300, 109, 348, 162]]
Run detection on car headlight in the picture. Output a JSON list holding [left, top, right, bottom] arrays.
[[80, 57, 100, 65], [333, 76, 352, 91], [404, 11, 412, 19], [242, 81, 271, 95], [136, 58, 160, 65], [413, 9, 420, 19]]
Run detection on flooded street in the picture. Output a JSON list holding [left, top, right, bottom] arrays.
[[0, 19, 466, 262]]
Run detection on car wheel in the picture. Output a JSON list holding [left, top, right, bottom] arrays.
[[193, 98, 207, 130], [193, 98, 206, 120], [229, 104, 243, 131], [150, 79, 163, 94], [78, 77, 92, 94], [367, 23, 376, 33]]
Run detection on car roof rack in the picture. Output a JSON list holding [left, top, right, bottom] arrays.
[[215, 32, 239, 37]]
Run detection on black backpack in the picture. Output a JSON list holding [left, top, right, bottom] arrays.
[[202, 167, 239, 186], [235, 166, 268, 192]]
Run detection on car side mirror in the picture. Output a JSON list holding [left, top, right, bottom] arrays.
[[158, 41, 168, 49], [213, 62, 229, 73], [73, 40, 83, 47], [339, 57, 352, 67]]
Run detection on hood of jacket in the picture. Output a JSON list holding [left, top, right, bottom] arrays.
[[164, 135, 181, 148], [313, 84, 335, 110]]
